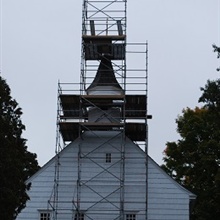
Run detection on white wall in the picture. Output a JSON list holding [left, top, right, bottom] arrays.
[[16, 131, 194, 220]]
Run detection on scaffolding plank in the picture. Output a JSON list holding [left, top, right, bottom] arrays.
[[82, 35, 126, 41], [60, 94, 126, 118], [84, 43, 125, 60], [59, 122, 79, 141], [59, 121, 145, 142], [125, 95, 146, 118], [59, 121, 123, 142], [117, 20, 123, 36], [125, 123, 146, 141], [80, 122, 123, 127], [60, 94, 148, 119], [90, 20, 95, 36], [82, 95, 124, 107], [59, 95, 80, 115], [82, 96, 122, 109], [82, 95, 125, 99]]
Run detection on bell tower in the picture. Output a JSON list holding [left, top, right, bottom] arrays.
[[49, 1, 151, 219]]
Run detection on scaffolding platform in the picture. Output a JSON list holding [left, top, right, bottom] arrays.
[[59, 94, 149, 119], [82, 35, 126, 41], [83, 38, 126, 60], [59, 93, 148, 142], [59, 121, 146, 142]]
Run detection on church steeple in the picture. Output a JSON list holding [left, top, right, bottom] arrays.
[[51, 2, 150, 220]]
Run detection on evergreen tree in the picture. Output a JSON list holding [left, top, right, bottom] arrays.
[[0, 76, 40, 219]]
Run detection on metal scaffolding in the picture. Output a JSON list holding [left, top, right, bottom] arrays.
[[48, 0, 150, 219]]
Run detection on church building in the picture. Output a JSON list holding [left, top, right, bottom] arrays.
[[16, 1, 196, 219]]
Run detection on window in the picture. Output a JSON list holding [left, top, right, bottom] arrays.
[[106, 153, 111, 163], [40, 212, 51, 220], [74, 213, 84, 220], [126, 214, 136, 220]]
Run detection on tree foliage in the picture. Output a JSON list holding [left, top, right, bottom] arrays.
[[0, 76, 40, 219], [162, 79, 220, 220]]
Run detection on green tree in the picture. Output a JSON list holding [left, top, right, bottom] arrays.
[[0, 76, 40, 219], [162, 79, 220, 220]]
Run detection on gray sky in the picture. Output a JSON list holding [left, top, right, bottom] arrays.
[[1, 0, 220, 166]]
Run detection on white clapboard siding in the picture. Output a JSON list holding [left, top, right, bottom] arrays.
[[148, 156, 195, 220], [16, 131, 195, 220]]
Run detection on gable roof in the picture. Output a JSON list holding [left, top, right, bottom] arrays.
[[147, 156, 196, 199], [27, 131, 196, 199]]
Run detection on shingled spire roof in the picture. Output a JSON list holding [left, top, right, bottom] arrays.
[[86, 56, 123, 95]]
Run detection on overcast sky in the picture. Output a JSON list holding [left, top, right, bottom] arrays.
[[1, 0, 220, 166]]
